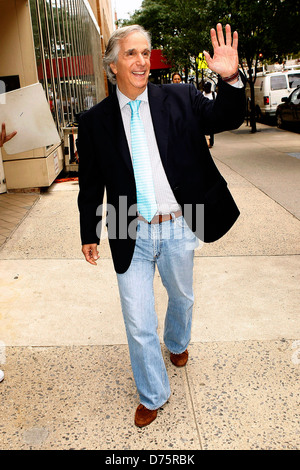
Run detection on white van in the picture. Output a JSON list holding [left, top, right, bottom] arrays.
[[248, 70, 300, 120]]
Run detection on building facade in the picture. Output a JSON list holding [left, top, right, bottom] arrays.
[[0, 0, 113, 191]]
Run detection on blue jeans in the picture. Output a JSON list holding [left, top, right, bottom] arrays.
[[117, 216, 198, 410]]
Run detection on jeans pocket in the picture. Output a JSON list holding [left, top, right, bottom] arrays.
[[174, 216, 186, 228], [175, 217, 200, 251]]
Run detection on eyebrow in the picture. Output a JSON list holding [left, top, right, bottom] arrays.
[[124, 48, 151, 55]]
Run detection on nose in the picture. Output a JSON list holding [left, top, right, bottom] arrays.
[[137, 53, 146, 65]]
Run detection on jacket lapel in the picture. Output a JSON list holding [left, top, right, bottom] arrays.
[[148, 82, 169, 169], [101, 91, 134, 176], [100, 84, 170, 176]]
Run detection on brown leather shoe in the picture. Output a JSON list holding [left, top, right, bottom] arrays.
[[135, 404, 157, 428], [170, 349, 188, 367]]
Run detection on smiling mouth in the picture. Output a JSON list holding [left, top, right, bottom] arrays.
[[132, 71, 146, 76]]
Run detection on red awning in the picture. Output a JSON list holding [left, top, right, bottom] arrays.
[[150, 49, 171, 70], [38, 56, 94, 80]]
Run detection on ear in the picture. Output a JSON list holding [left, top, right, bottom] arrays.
[[110, 62, 117, 75]]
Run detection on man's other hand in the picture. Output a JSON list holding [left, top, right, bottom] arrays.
[[82, 243, 99, 265]]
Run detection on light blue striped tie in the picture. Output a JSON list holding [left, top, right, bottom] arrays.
[[129, 100, 157, 222]]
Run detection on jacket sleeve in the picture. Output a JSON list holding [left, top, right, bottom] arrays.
[[190, 74, 246, 135], [77, 113, 105, 245]]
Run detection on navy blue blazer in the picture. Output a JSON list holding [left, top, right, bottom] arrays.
[[78, 79, 246, 273]]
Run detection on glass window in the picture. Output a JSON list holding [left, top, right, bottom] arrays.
[[288, 73, 300, 89], [270, 75, 287, 91], [29, 0, 104, 131], [290, 88, 300, 105]]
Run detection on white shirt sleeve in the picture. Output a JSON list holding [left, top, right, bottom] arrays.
[[229, 76, 244, 88]]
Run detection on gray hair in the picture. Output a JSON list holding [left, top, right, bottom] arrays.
[[103, 25, 152, 85]]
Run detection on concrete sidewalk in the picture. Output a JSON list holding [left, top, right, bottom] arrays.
[[0, 123, 299, 450]]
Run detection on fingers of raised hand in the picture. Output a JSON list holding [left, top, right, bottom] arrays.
[[217, 23, 226, 46], [211, 23, 236, 49], [232, 30, 238, 50], [210, 27, 219, 50]]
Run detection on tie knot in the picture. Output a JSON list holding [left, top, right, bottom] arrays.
[[129, 100, 141, 114]]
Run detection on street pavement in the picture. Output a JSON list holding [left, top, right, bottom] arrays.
[[0, 122, 299, 450]]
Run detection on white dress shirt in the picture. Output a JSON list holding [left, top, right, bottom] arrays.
[[117, 86, 181, 215]]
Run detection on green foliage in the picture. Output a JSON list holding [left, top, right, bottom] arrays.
[[206, 0, 300, 69], [205, 0, 300, 131], [122, 0, 299, 76], [122, 0, 211, 75], [121, 0, 300, 131]]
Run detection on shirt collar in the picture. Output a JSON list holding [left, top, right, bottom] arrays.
[[116, 86, 149, 110]]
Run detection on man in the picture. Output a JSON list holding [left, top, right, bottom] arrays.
[[78, 23, 245, 427]]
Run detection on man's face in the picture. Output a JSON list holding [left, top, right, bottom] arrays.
[[110, 32, 151, 100]]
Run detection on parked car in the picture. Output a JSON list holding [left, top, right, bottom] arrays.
[[246, 69, 300, 120], [276, 86, 300, 129]]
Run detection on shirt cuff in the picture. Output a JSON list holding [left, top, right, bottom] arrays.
[[229, 76, 244, 88]]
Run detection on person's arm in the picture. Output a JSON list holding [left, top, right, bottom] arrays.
[[0, 123, 17, 147], [77, 113, 104, 266], [190, 77, 245, 135], [190, 24, 245, 134]]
